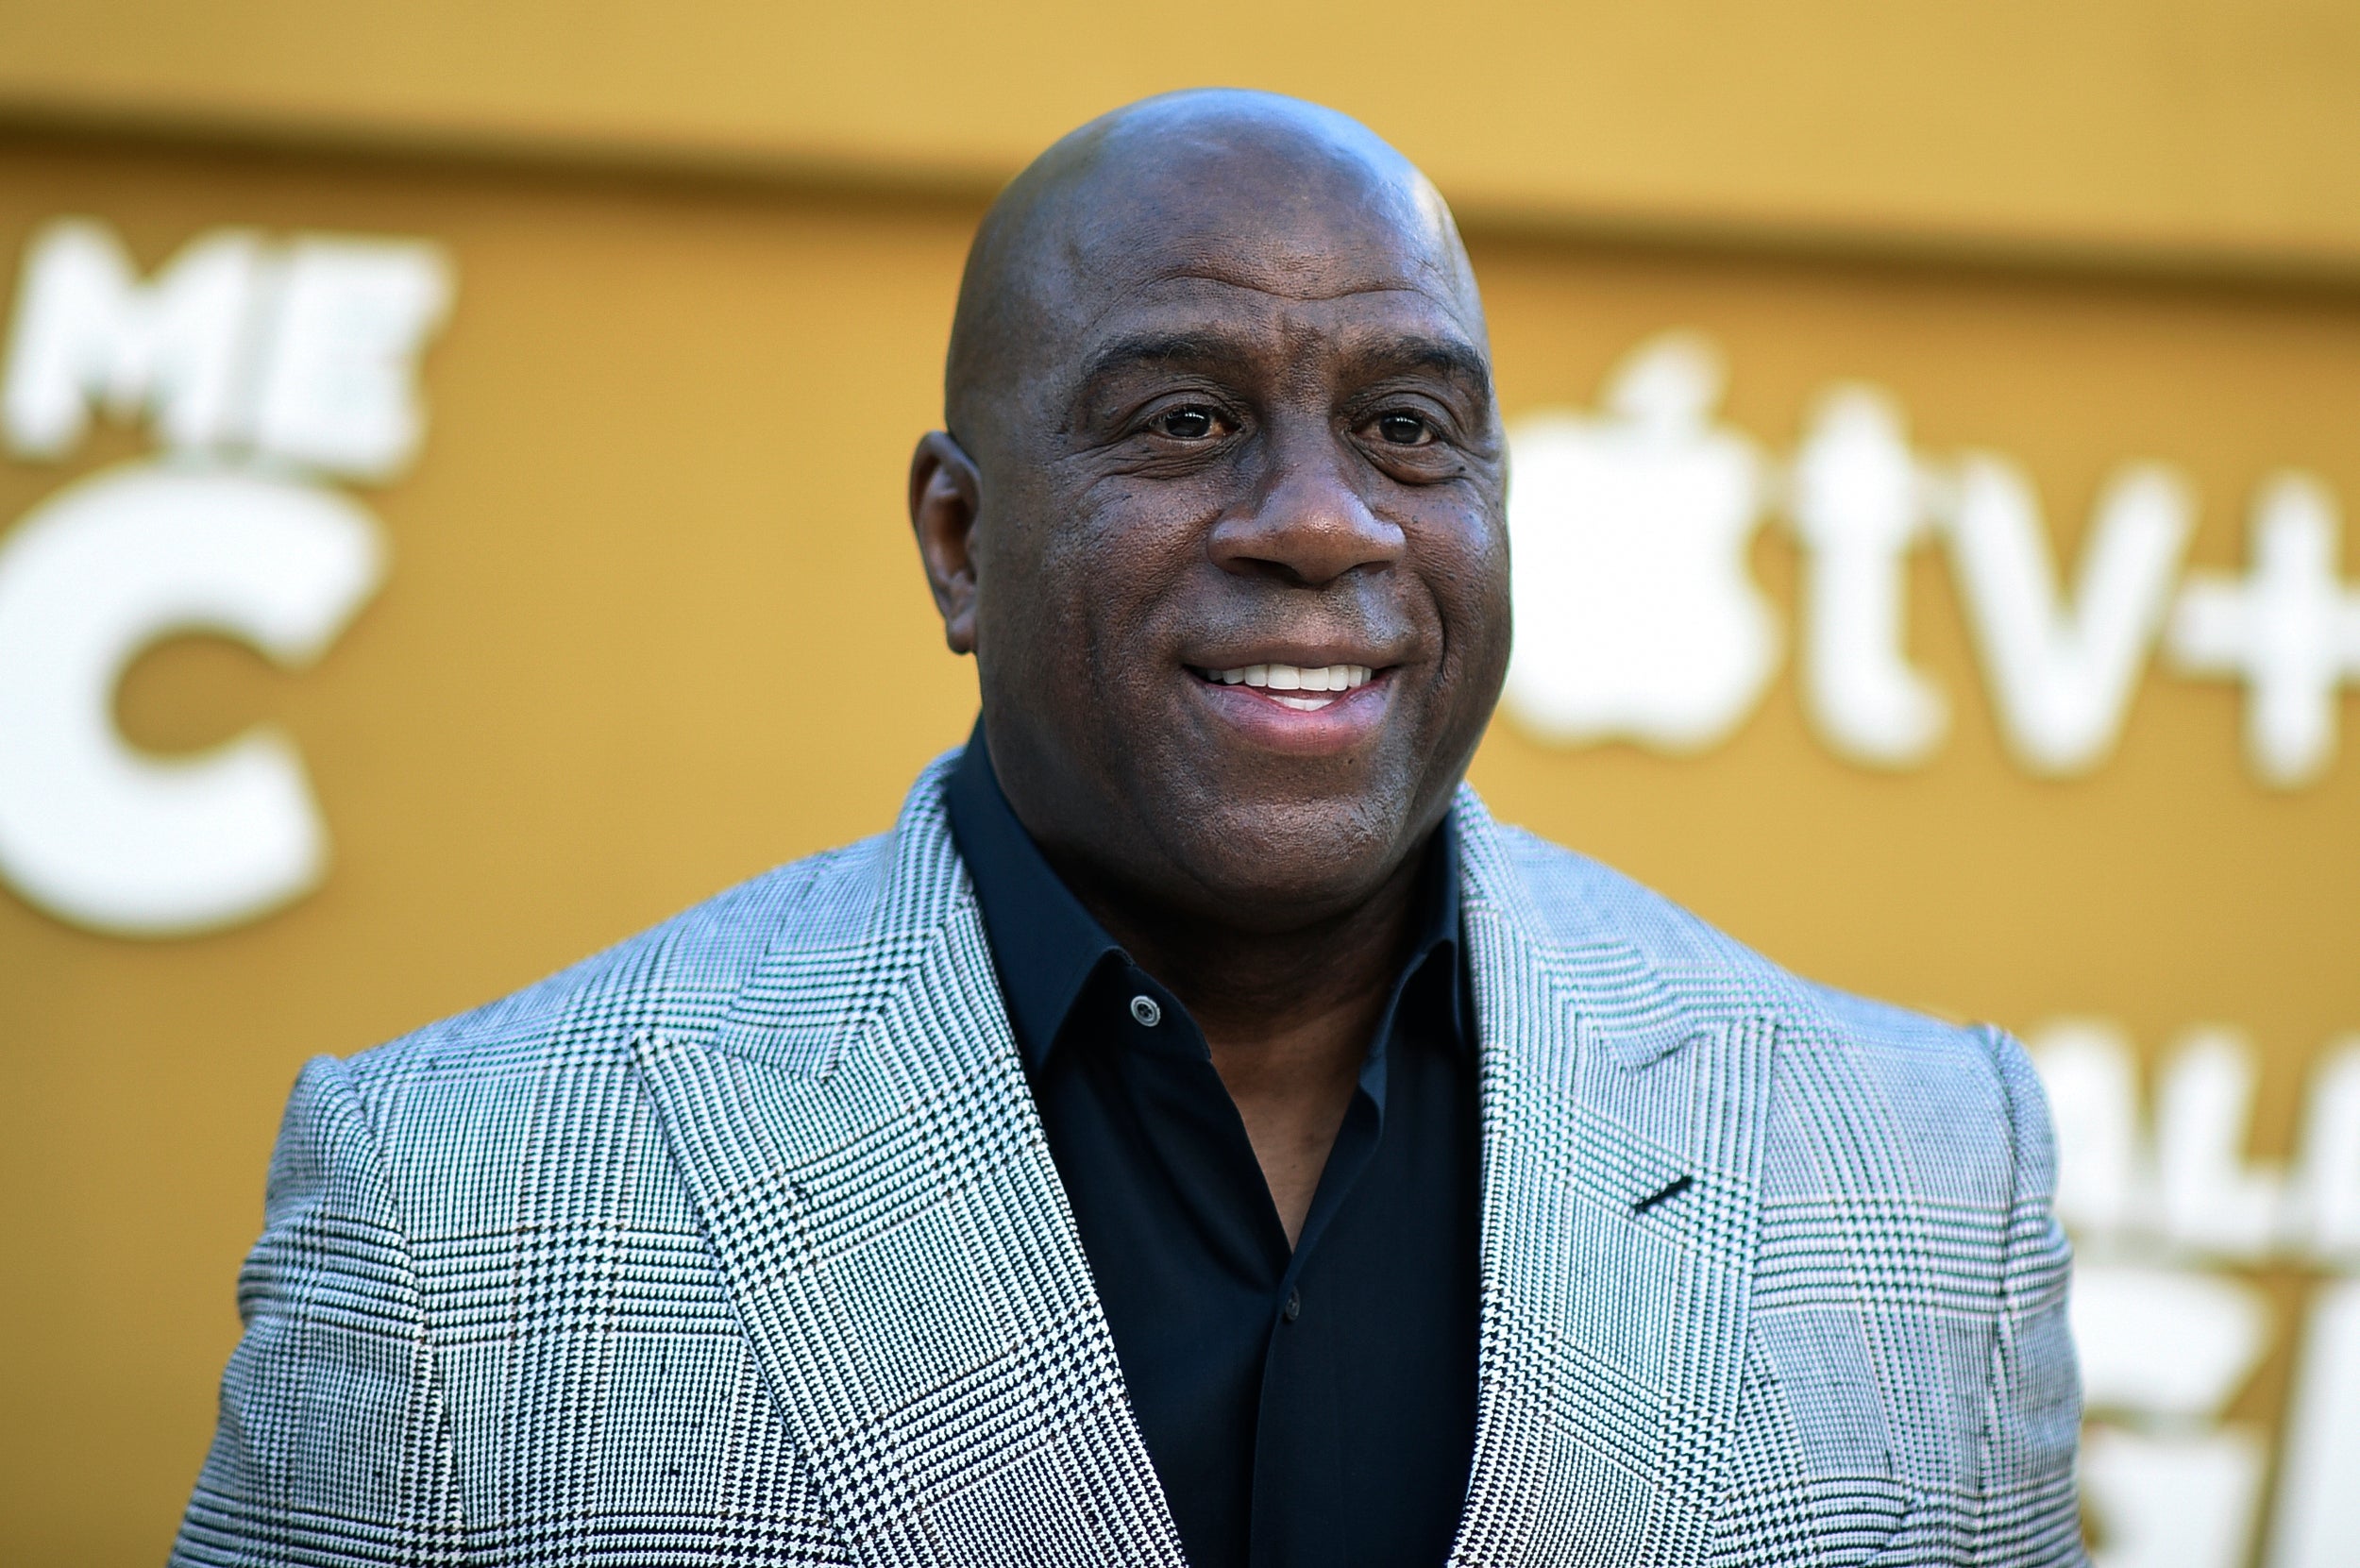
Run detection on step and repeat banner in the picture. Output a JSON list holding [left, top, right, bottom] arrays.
[[1, 135, 2355, 1565]]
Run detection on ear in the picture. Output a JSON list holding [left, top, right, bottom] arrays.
[[908, 430, 982, 655]]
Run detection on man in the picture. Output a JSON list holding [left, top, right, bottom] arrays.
[[177, 91, 2083, 1567]]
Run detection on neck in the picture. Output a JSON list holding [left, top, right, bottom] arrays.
[[1045, 838, 1431, 1247], [1057, 848, 1426, 1050]]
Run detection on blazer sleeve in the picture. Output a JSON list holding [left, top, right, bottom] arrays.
[[172, 1054, 464, 1567], [1972, 1024, 2089, 1566]]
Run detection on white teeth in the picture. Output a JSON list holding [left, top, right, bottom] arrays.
[[1273, 695, 1334, 712], [1208, 662, 1376, 694]]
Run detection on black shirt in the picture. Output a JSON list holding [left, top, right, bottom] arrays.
[[943, 729, 1480, 1568]]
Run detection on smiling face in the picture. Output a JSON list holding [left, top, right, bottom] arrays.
[[915, 93, 1511, 933]]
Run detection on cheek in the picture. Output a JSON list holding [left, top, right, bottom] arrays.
[[1418, 510, 1514, 667], [1066, 493, 1216, 636], [971, 500, 1078, 681], [990, 498, 1195, 687]]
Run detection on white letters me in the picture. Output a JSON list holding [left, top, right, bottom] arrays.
[[0, 218, 449, 936]]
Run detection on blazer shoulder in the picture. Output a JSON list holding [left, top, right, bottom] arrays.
[[339, 831, 898, 1103], [1488, 818, 2016, 1123], [1484, 820, 1795, 993], [1788, 976, 2021, 1137]]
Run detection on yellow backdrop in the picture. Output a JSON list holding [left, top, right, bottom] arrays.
[[3, 7, 2357, 1563]]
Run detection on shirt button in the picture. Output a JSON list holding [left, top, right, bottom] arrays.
[[1282, 1289, 1301, 1323], [1129, 995, 1161, 1027]]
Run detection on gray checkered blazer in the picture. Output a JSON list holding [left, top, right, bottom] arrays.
[[176, 759, 2084, 1566]]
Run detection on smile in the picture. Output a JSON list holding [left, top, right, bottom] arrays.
[[1195, 663, 1377, 712]]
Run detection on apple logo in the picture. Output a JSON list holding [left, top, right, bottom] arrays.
[[1501, 330, 1780, 752]]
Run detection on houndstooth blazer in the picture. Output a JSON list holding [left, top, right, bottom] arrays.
[[175, 759, 2085, 1567]]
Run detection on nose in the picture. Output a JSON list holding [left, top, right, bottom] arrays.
[[1206, 420, 1406, 587]]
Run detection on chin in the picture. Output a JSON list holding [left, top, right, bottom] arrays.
[[1164, 796, 1414, 919]]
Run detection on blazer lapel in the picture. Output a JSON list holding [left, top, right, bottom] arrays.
[[1448, 793, 1773, 1566], [632, 767, 1186, 1568]]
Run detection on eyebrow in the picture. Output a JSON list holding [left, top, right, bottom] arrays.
[[1075, 330, 1251, 391], [1354, 336, 1493, 396], [1073, 329, 1493, 399]]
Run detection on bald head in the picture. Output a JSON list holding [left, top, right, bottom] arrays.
[[945, 90, 1484, 453]]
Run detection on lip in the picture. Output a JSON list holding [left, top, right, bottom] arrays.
[[1186, 664, 1396, 754]]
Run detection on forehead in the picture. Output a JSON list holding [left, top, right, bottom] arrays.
[[1070, 278, 1487, 401], [1043, 166, 1484, 382]]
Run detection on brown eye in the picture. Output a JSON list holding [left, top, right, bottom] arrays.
[[1375, 413, 1432, 446], [1157, 406, 1218, 440]]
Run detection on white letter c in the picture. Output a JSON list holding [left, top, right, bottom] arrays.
[[0, 460, 383, 936]]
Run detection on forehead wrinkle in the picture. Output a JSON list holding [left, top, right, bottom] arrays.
[[1064, 273, 1483, 365], [1075, 312, 1488, 380], [1043, 159, 1474, 325], [1128, 258, 1468, 308], [1061, 182, 1473, 301]]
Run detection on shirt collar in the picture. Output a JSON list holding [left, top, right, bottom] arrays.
[[943, 719, 1467, 1072], [944, 725, 1123, 1071]]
